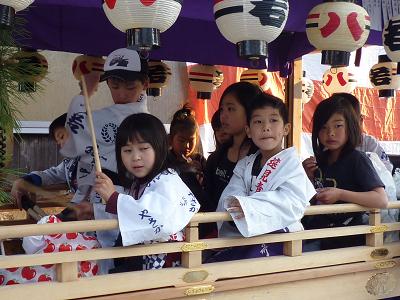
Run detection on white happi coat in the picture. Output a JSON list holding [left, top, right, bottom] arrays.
[[217, 147, 316, 238], [117, 170, 200, 246], [60, 92, 148, 203]]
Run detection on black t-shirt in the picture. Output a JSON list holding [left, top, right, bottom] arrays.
[[204, 147, 237, 212], [304, 149, 384, 229]]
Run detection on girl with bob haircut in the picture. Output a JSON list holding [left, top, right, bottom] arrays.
[[303, 95, 388, 250], [94, 113, 200, 270]]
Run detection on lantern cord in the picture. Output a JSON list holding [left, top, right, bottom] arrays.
[[81, 75, 106, 205]]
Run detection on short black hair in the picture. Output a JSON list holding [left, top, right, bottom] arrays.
[[49, 113, 67, 139], [116, 113, 170, 187], [312, 95, 361, 164], [247, 93, 288, 124]]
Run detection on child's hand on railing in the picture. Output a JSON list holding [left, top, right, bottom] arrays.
[[315, 187, 341, 204], [226, 198, 245, 219]]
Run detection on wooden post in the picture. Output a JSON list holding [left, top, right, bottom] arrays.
[[366, 209, 384, 247], [286, 58, 303, 153], [283, 240, 303, 257], [56, 261, 78, 282], [181, 222, 202, 268]]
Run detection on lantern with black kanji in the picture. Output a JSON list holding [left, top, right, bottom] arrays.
[[369, 55, 400, 98], [0, 0, 34, 28], [147, 60, 172, 97], [189, 64, 224, 99], [301, 71, 314, 104], [103, 0, 182, 51], [306, 0, 370, 66], [214, 0, 289, 60], [72, 55, 105, 81], [383, 15, 400, 62], [13, 50, 48, 92], [322, 66, 356, 94], [240, 69, 270, 90]]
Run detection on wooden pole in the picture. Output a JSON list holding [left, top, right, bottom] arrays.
[[81, 76, 105, 204]]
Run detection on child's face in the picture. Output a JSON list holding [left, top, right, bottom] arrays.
[[53, 127, 69, 148], [245, 106, 290, 155], [219, 93, 247, 136], [170, 131, 197, 159], [214, 127, 230, 145], [107, 78, 147, 104], [121, 138, 155, 179], [318, 112, 348, 152]]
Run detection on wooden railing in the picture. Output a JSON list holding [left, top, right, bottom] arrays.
[[0, 203, 399, 299]]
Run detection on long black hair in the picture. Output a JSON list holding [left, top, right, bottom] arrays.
[[116, 113, 170, 187], [312, 94, 361, 165]]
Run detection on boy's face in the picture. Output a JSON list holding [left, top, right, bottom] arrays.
[[245, 106, 290, 154], [54, 127, 69, 148], [107, 78, 148, 104]]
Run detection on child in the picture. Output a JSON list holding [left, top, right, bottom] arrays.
[[204, 82, 262, 212], [167, 106, 215, 238], [60, 48, 150, 250], [11, 113, 89, 207], [211, 108, 230, 150], [94, 113, 200, 270], [302, 95, 388, 250], [209, 93, 315, 261]]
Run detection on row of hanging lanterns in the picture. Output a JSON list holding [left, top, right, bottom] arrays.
[[188, 64, 224, 99]]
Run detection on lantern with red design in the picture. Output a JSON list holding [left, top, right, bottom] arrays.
[[383, 15, 400, 63], [306, 0, 370, 67], [0, 0, 34, 28], [72, 55, 105, 81], [369, 55, 400, 98], [147, 60, 172, 97], [301, 71, 314, 104], [214, 0, 289, 60], [322, 66, 356, 94], [189, 64, 224, 99], [240, 69, 269, 90], [103, 0, 183, 51], [13, 50, 48, 92]]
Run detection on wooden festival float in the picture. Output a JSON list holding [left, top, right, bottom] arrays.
[[0, 0, 399, 299]]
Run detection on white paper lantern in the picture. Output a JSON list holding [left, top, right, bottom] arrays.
[[240, 69, 270, 90], [369, 55, 400, 98], [13, 50, 48, 92], [322, 66, 356, 94], [302, 71, 314, 104], [103, 0, 182, 50], [189, 64, 224, 99], [383, 15, 400, 62], [147, 60, 172, 97], [0, 0, 34, 28], [306, 1, 370, 66], [72, 55, 105, 81], [214, 0, 289, 60]]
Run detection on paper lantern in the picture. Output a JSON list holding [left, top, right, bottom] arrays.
[[369, 55, 400, 98], [72, 55, 105, 81], [214, 0, 289, 60], [0, 0, 34, 28], [322, 66, 356, 94], [0, 127, 12, 170], [240, 69, 269, 90], [189, 64, 224, 99], [13, 50, 48, 92], [383, 15, 400, 62], [306, 0, 370, 66], [301, 71, 314, 104], [103, 0, 182, 50], [147, 60, 172, 97]]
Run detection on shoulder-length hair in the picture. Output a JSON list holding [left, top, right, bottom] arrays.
[[116, 113, 170, 187], [312, 95, 361, 164]]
